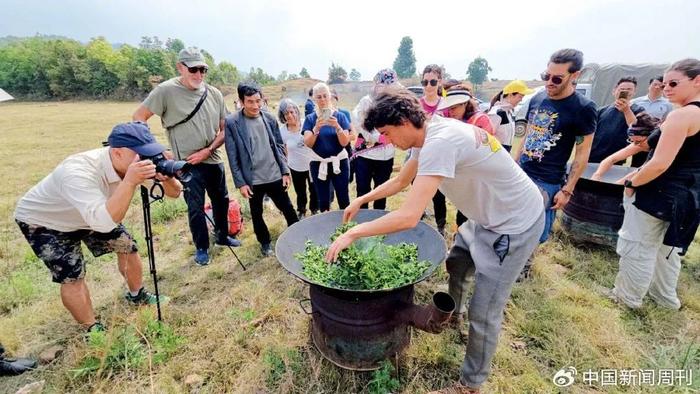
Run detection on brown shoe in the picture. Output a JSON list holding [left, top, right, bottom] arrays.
[[427, 382, 480, 394]]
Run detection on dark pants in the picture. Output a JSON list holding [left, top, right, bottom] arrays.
[[310, 159, 350, 212], [433, 190, 447, 229], [182, 163, 230, 251], [290, 168, 318, 214], [354, 156, 394, 210], [249, 179, 298, 245]]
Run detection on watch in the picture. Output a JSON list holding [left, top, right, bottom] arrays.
[[623, 179, 635, 189]]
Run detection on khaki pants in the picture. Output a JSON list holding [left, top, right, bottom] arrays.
[[612, 194, 681, 310]]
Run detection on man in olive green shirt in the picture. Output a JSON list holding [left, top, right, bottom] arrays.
[[133, 47, 241, 266]]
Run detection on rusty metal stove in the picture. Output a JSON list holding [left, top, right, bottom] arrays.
[[276, 210, 452, 371]]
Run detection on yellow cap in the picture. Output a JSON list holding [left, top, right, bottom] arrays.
[[503, 80, 534, 96]]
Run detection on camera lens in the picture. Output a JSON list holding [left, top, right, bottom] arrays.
[[155, 158, 192, 182]]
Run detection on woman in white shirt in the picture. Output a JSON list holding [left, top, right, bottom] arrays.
[[278, 99, 318, 218], [351, 68, 399, 209], [487, 80, 533, 152]]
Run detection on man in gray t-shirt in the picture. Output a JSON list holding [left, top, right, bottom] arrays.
[[133, 47, 241, 266], [225, 82, 298, 257], [326, 90, 545, 393]]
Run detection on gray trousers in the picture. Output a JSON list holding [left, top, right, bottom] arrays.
[[446, 212, 544, 388], [612, 194, 681, 309]]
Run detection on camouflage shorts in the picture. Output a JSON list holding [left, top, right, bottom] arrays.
[[16, 220, 138, 284]]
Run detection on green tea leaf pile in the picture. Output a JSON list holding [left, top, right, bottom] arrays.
[[296, 222, 431, 290]]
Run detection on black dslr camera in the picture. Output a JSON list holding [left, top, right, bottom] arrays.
[[144, 153, 192, 183]]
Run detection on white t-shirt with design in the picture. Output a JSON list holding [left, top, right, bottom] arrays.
[[410, 117, 543, 234]]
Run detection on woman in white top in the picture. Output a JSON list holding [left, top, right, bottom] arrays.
[[278, 99, 318, 218], [487, 80, 533, 152], [351, 68, 398, 209]]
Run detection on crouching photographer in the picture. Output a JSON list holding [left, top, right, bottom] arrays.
[[14, 122, 182, 334]]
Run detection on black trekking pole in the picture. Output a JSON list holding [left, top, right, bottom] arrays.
[[140, 184, 164, 322]]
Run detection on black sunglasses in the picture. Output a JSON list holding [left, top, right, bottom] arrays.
[[540, 72, 567, 85], [186, 66, 208, 74], [421, 79, 439, 87], [661, 78, 690, 89]]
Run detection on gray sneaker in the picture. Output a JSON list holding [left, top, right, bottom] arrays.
[[261, 243, 274, 257], [125, 288, 169, 306]]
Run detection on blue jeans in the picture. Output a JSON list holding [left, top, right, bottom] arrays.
[[528, 177, 562, 243], [310, 159, 350, 212]]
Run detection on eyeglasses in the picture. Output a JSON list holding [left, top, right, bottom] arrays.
[[186, 66, 208, 74], [661, 78, 690, 89], [421, 79, 439, 87], [540, 72, 568, 85]]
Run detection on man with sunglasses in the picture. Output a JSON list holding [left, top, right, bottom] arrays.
[[516, 49, 597, 278], [133, 47, 241, 266]]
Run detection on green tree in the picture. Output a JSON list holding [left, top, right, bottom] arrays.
[[392, 36, 416, 78], [328, 63, 347, 84], [139, 36, 163, 50], [299, 67, 310, 79], [165, 38, 185, 53], [0, 36, 243, 99], [349, 68, 361, 81], [466, 56, 492, 90], [0, 37, 52, 98], [248, 67, 275, 86], [84, 37, 121, 97], [277, 70, 288, 82], [440, 65, 451, 80]]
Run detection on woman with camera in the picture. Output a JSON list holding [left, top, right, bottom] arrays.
[[302, 82, 352, 212], [609, 58, 700, 310]]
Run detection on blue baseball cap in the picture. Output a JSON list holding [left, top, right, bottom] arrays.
[[107, 122, 166, 157]]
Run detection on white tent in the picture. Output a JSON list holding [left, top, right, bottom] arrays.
[[0, 88, 14, 102]]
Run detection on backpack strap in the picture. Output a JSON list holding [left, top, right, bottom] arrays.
[[166, 84, 209, 130]]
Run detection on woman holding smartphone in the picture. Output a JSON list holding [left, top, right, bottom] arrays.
[[302, 82, 352, 212], [609, 58, 700, 310]]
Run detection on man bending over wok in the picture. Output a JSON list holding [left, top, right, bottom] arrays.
[[326, 88, 545, 394]]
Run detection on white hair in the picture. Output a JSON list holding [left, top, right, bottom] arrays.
[[312, 82, 331, 96]]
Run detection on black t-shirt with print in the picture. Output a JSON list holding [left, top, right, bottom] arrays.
[[519, 90, 597, 184]]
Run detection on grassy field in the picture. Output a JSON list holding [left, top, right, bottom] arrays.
[[0, 100, 698, 394]]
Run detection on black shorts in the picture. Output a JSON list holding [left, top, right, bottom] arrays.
[[16, 220, 138, 284]]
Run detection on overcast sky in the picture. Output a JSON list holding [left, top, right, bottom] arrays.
[[1, 0, 698, 81]]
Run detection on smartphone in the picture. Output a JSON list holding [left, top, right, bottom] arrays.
[[320, 108, 332, 121], [618, 91, 629, 100]]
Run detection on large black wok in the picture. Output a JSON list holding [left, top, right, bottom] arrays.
[[275, 209, 447, 292]]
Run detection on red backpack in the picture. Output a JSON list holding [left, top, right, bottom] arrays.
[[204, 200, 244, 236]]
